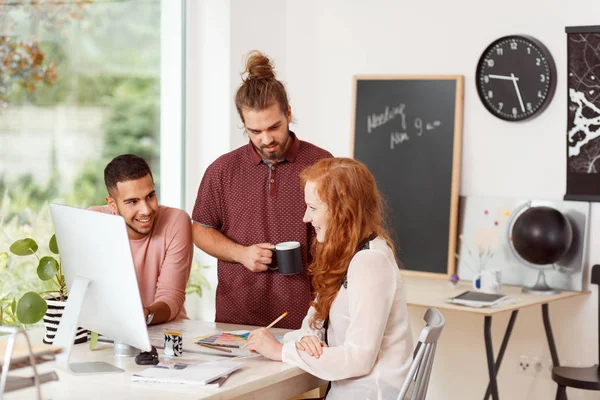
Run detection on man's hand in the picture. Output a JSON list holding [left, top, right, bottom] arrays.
[[143, 302, 169, 325], [239, 243, 274, 272], [246, 328, 283, 361], [295, 335, 327, 359]]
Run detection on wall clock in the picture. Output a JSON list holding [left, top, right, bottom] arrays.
[[476, 35, 557, 121]]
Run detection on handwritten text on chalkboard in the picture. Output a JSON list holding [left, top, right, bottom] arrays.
[[366, 103, 441, 150]]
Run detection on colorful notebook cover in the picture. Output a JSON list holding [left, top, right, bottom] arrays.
[[195, 331, 250, 348]]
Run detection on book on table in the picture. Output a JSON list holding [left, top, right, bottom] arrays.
[[132, 360, 243, 385], [445, 290, 510, 308]]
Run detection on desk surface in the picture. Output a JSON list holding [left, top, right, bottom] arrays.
[[4, 277, 588, 399], [4, 320, 324, 400], [0, 340, 61, 367], [403, 275, 589, 315]]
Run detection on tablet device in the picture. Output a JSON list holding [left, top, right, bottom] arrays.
[[452, 291, 506, 302], [446, 290, 508, 308]]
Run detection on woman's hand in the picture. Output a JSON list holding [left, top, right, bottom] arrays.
[[246, 328, 283, 361], [295, 335, 328, 359]]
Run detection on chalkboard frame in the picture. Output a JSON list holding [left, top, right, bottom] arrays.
[[351, 75, 464, 279]]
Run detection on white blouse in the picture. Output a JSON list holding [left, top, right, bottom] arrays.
[[281, 237, 414, 400]]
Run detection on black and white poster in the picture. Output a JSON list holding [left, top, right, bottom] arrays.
[[566, 25, 600, 201]]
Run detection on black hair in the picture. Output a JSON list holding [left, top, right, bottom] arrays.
[[104, 154, 153, 194]]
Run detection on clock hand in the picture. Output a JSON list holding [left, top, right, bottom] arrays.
[[488, 74, 520, 81], [511, 73, 526, 113]]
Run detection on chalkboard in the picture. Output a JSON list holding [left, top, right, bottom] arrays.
[[352, 76, 464, 278]]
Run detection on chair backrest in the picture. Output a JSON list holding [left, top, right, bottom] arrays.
[[397, 308, 446, 400], [593, 265, 600, 364]]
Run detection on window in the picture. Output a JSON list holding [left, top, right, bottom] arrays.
[[0, 0, 184, 314]]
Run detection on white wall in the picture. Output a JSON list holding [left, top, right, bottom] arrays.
[[187, 1, 600, 398], [185, 0, 231, 321], [229, 0, 288, 150]]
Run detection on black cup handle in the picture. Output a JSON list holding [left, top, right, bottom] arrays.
[[267, 248, 278, 271]]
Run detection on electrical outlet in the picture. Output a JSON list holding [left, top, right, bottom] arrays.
[[531, 357, 544, 374], [524, 356, 554, 378], [518, 355, 553, 378], [518, 355, 531, 374]]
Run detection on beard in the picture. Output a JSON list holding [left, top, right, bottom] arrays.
[[253, 134, 291, 161], [125, 220, 154, 237], [116, 204, 155, 238]]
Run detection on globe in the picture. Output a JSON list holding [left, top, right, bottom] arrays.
[[509, 205, 573, 295], [512, 206, 573, 265]]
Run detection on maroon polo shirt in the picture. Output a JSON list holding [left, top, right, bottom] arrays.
[[192, 132, 332, 329]]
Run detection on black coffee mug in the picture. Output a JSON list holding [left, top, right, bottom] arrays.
[[268, 241, 302, 275]]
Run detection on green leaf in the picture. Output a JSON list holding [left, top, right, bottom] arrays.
[[49, 234, 59, 254], [0, 252, 7, 274], [90, 331, 99, 350], [37, 257, 59, 281], [16, 292, 47, 324], [10, 238, 38, 256], [10, 298, 16, 315]]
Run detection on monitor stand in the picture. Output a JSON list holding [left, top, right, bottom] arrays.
[[53, 277, 124, 374]]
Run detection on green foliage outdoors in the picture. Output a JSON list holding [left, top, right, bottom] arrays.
[[1, 1, 161, 219], [0, 2, 183, 329], [186, 263, 211, 299], [0, 1, 209, 331]]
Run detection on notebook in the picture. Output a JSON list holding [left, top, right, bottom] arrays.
[[191, 330, 284, 357], [132, 361, 243, 385], [195, 331, 250, 348], [445, 290, 510, 308]]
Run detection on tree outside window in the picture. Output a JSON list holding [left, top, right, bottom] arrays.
[[0, 0, 162, 312]]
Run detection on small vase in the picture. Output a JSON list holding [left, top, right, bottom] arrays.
[[43, 297, 87, 345]]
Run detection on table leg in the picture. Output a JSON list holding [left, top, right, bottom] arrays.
[[542, 303, 567, 400], [484, 316, 499, 400], [542, 303, 559, 365], [484, 311, 519, 400]]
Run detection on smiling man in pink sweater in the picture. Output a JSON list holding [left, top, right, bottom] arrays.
[[90, 154, 193, 325]]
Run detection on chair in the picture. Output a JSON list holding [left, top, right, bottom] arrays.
[[552, 264, 600, 400], [397, 308, 446, 400]]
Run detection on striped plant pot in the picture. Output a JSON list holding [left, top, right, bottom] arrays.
[[43, 297, 88, 345]]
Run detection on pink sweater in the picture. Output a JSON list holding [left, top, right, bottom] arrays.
[[90, 205, 193, 320]]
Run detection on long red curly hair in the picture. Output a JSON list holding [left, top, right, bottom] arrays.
[[300, 158, 397, 330]]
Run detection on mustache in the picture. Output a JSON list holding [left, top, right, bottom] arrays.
[[261, 141, 278, 149]]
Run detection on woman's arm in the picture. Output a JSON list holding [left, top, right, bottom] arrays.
[[281, 250, 398, 381], [282, 305, 325, 343]]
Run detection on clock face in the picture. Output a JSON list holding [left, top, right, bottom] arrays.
[[476, 35, 557, 121]]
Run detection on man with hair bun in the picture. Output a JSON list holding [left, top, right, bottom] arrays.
[[192, 50, 332, 329]]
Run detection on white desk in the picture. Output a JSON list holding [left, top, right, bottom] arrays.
[[4, 320, 325, 400], [402, 275, 590, 400]]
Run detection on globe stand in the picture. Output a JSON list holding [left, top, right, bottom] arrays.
[[522, 269, 560, 295]]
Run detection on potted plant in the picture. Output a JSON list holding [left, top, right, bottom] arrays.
[[9, 235, 87, 344]]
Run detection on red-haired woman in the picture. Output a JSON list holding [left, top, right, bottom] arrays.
[[247, 157, 414, 400]]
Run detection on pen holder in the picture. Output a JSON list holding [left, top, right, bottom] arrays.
[[164, 331, 183, 356], [473, 269, 502, 294]]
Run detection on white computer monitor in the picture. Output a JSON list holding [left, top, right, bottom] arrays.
[[49, 203, 151, 375]]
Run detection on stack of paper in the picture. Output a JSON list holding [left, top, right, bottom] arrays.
[[132, 361, 243, 385]]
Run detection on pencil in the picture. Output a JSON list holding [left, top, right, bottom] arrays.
[[198, 343, 233, 353], [265, 311, 288, 329], [240, 311, 288, 350]]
